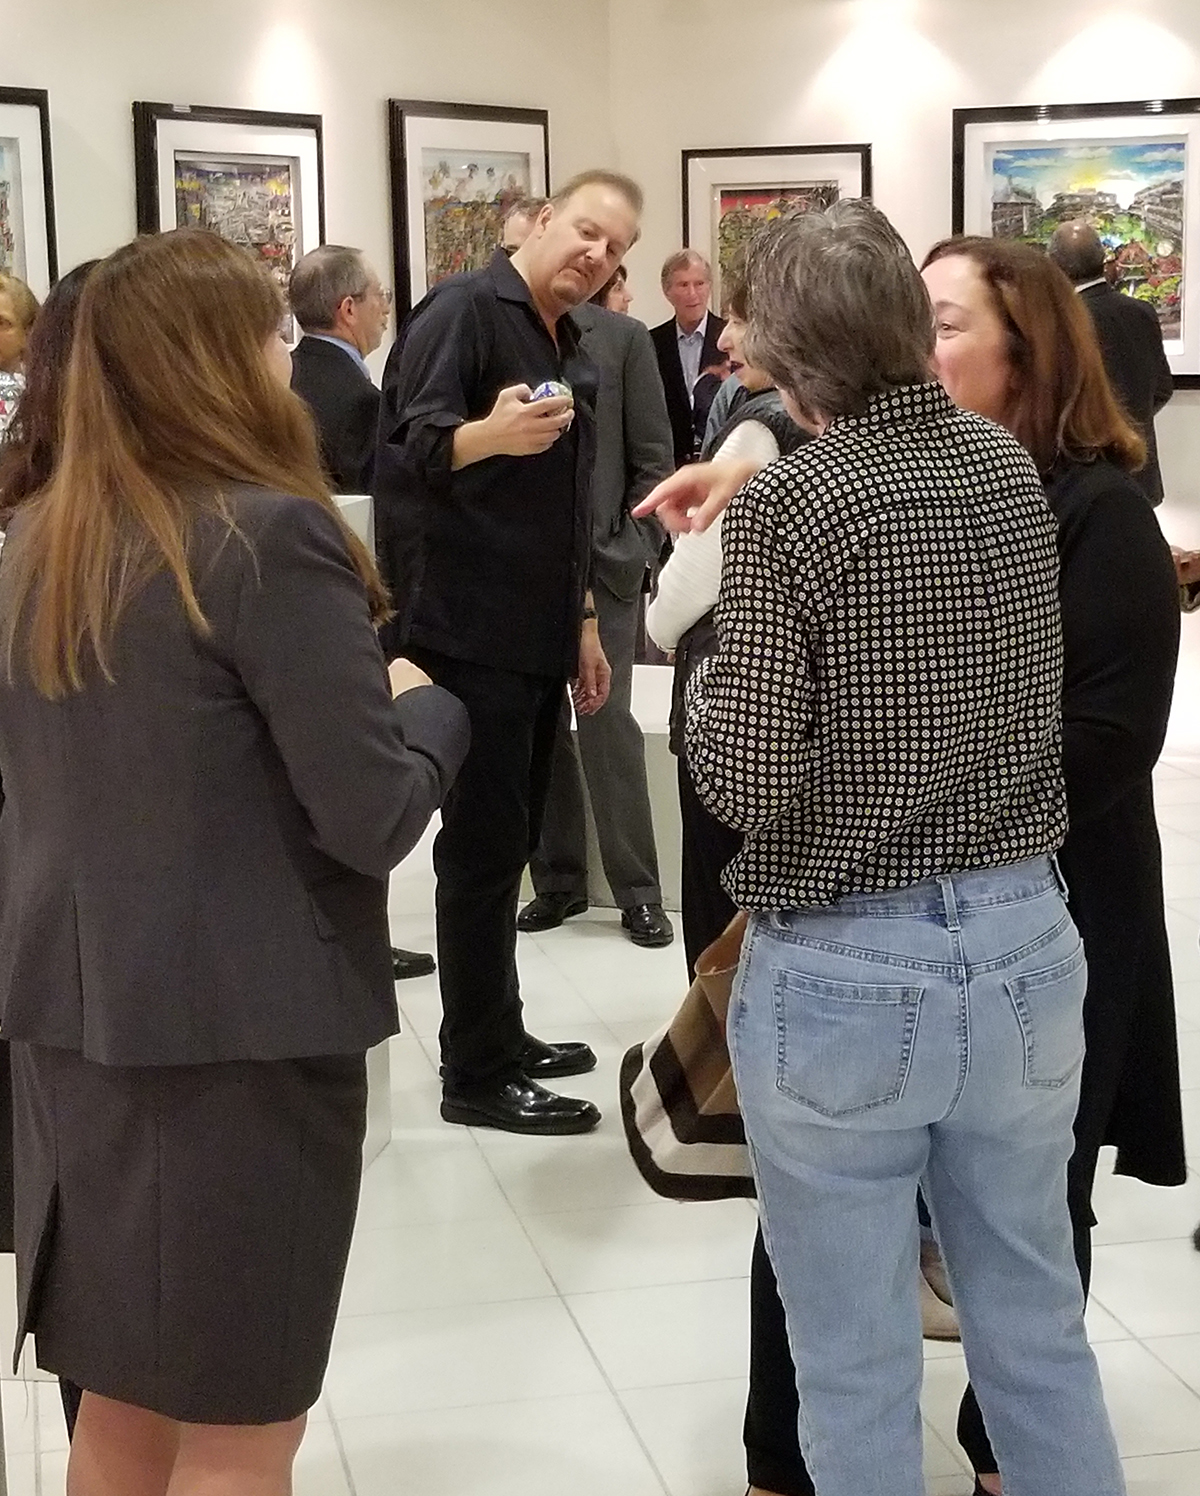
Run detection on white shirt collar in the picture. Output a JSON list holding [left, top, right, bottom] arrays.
[[676, 311, 708, 342], [1074, 277, 1107, 293]]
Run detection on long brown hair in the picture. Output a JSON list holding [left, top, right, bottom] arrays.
[[921, 235, 1145, 476], [0, 229, 390, 697]]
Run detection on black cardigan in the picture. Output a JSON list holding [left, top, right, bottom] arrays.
[[1048, 457, 1186, 1188]]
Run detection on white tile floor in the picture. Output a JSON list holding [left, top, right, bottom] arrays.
[[4, 737, 1200, 1492]]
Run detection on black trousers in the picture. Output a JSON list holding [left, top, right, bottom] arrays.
[[407, 648, 565, 1092], [677, 754, 741, 982]]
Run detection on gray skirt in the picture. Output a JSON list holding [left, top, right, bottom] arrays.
[[10, 1041, 367, 1425]]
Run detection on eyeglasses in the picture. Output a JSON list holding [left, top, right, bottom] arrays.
[[355, 286, 393, 307]]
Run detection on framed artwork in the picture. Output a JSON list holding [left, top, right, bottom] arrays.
[[133, 101, 324, 339], [954, 99, 1200, 387], [388, 99, 550, 317], [0, 87, 57, 296], [683, 145, 872, 307]]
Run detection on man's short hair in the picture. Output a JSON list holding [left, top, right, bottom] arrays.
[[551, 170, 644, 219], [288, 245, 371, 333], [1047, 221, 1107, 284], [660, 248, 711, 292]]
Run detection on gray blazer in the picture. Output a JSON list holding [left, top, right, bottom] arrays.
[[0, 486, 469, 1067], [570, 303, 673, 600]]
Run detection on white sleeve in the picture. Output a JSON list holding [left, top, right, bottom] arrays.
[[645, 421, 780, 650]]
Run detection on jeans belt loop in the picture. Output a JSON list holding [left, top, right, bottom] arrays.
[[1049, 852, 1070, 902], [936, 873, 961, 933]]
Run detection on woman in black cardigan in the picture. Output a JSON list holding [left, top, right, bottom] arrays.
[[920, 235, 1185, 1492], [639, 232, 1185, 1496]]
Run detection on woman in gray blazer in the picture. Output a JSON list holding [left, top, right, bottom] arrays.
[[0, 229, 468, 1494]]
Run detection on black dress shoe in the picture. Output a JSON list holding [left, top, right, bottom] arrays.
[[440, 1077, 601, 1135], [392, 946, 436, 980], [520, 1034, 597, 1079], [621, 903, 675, 948], [517, 891, 588, 932]]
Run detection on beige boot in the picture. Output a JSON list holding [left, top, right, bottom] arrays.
[[919, 1270, 960, 1340]]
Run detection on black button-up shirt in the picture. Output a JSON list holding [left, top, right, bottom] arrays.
[[373, 250, 598, 677], [687, 382, 1067, 909]]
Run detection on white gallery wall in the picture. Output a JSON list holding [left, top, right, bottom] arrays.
[[4, 0, 614, 378], [4, 0, 1199, 509], [611, 0, 1200, 518]]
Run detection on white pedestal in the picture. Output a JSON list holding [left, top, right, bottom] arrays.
[[363, 1040, 391, 1167], [333, 493, 373, 548]]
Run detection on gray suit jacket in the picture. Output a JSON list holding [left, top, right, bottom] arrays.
[[0, 486, 469, 1066], [570, 303, 673, 600]]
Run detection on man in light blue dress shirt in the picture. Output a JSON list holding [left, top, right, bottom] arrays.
[[649, 250, 727, 467]]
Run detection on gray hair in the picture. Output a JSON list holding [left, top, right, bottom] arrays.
[[660, 248, 710, 292], [288, 245, 371, 333], [741, 200, 934, 421], [1047, 220, 1106, 284]]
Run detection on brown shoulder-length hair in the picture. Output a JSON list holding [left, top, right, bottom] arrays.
[[0, 229, 390, 698], [921, 235, 1145, 477]]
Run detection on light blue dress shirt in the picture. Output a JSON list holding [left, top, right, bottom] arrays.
[[676, 312, 709, 406]]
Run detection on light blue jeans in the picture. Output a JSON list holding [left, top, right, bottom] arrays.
[[728, 856, 1125, 1496]]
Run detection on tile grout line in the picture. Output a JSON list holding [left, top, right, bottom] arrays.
[[471, 1123, 675, 1496], [321, 1390, 358, 1496]]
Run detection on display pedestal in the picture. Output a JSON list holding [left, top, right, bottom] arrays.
[[364, 1040, 391, 1167]]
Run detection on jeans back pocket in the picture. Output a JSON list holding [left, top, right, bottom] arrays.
[[772, 969, 924, 1117], [1004, 942, 1087, 1089]]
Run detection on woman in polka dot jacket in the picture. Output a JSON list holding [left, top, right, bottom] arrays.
[[654, 202, 1126, 1496]]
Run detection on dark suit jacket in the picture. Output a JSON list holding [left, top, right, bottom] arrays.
[[0, 486, 469, 1066], [569, 303, 673, 600], [1047, 458, 1184, 1188], [291, 335, 381, 495], [1078, 282, 1174, 504], [650, 312, 727, 467]]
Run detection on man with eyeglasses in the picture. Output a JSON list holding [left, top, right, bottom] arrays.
[[289, 245, 394, 495], [288, 246, 435, 983]]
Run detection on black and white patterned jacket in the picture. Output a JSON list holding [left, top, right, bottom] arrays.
[[686, 381, 1066, 909]]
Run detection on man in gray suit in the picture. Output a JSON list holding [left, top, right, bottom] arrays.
[[518, 295, 676, 946]]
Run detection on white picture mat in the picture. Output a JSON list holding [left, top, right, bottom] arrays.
[[0, 100, 51, 296], [961, 112, 1200, 375], [151, 116, 321, 255], [402, 113, 547, 306], [685, 150, 867, 256]]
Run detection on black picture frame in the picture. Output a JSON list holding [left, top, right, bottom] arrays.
[[953, 99, 1200, 388], [388, 98, 550, 318], [0, 85, 58, 291], [132, 101, 325, 337], [681, 143, 872, 306]]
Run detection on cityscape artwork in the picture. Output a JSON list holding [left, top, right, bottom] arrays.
[[421, 147, 530, 288], [988, 136, 1186, 337], [716, 182, 839, 298]]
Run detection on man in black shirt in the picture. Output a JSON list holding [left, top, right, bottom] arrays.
[[374, 169, 644, 1134]]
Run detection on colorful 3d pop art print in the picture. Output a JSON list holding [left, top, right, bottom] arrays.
[[954, 99, 1200, 387], [133, 103, 324, 340], [0, 88, 57, 296], [683, 146, 872, 308], [388, 100, 549, 318]]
